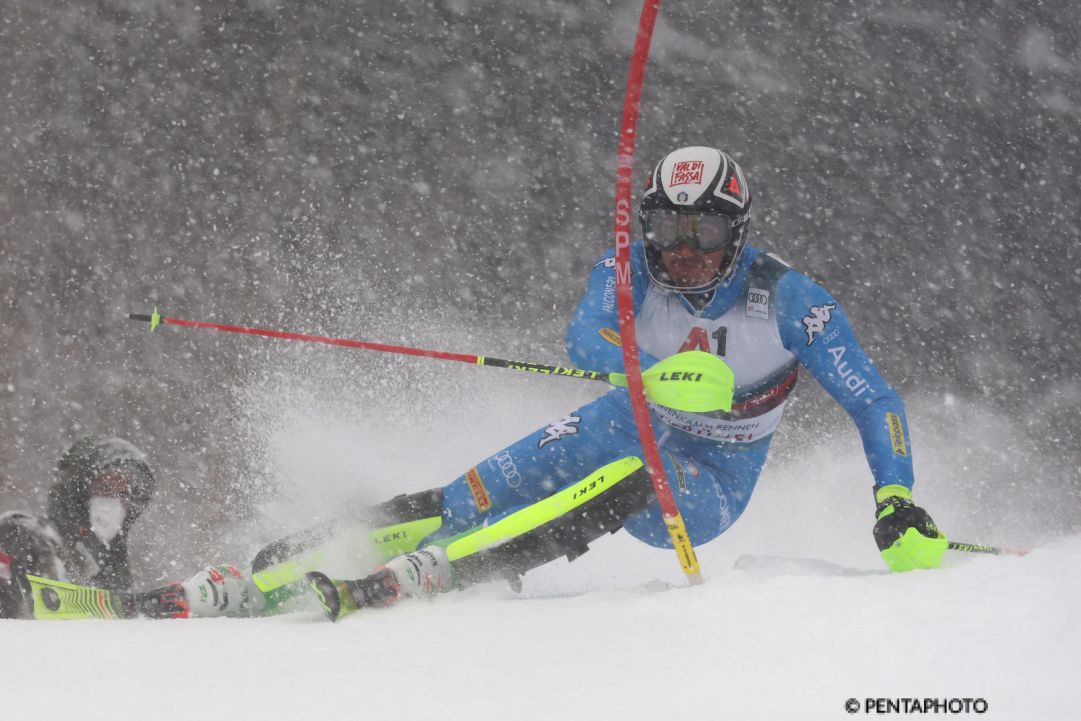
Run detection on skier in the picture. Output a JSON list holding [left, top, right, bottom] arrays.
[[0, 436, 157, 618], [297, 145, 949, 615]]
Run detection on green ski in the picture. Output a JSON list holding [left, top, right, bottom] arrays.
[[25, 575, 190, 620]]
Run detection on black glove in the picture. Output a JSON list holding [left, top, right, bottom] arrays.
[[0, 551, 33, 619], [873, 486, 947, 572]]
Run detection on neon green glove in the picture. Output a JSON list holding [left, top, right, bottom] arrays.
[[872, 485, 947, 572]]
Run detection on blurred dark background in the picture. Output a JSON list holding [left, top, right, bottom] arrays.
[[2, 1, 1078, 579]]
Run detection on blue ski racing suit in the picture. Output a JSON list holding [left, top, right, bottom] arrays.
[[435, 241, 914, 549]]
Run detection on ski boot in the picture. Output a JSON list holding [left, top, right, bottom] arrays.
[[307, 546, 454, 622], [135, 581, 191, 619], [138, 564, 265, 619]]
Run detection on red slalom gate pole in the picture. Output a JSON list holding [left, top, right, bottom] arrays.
[[611, 0, 703, 584]]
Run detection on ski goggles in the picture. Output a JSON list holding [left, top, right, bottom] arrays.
[[642, 210, 740, 253]]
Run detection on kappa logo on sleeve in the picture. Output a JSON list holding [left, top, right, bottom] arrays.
[[802, 303, 837, 345], [538, 415, 582, 449]]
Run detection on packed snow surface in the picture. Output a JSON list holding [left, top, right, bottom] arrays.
[[5, 380, 1076, 719], [5, 531, 1077, 721]]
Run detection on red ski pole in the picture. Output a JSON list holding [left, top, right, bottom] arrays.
[[127, 310, 736, 414], [128, 309, 611, 381]]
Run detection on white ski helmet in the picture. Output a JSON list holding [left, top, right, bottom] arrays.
[[638, 146, 753, 292]]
